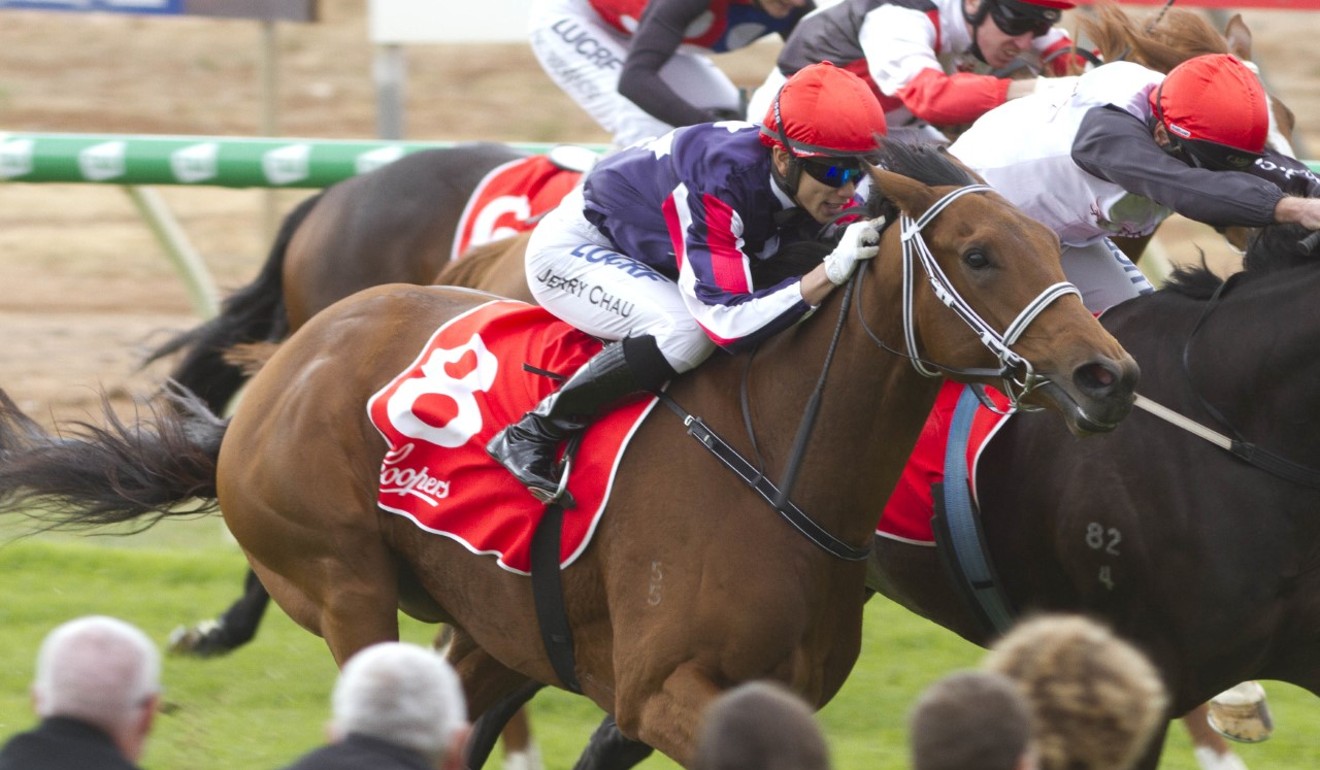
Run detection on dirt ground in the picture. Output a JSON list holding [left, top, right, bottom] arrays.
[[0, 1, 1316, 428]]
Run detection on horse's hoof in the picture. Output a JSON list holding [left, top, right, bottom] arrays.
[[1207, 681, 1273, 743], [166, 620, 232, 658]]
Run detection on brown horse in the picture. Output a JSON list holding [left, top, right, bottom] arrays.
[[0, 144, 1136, 765]]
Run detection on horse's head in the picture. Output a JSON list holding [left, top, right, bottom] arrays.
[[864, 143, 1138, 435]]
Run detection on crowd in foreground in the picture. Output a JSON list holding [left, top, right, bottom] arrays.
[[0, 611, 1188, 770]]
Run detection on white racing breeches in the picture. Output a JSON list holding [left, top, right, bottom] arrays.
[[528, 0, 742, 149], [1062, 238, 1155, 313], [526, 186, 718, 372]]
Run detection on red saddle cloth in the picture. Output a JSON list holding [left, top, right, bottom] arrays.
[[451, 155, 583, 262], [367, 299, 656, 574], [876, 381, 1013, 545]]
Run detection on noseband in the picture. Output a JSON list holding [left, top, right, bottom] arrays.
[[863, 183, 1081, 413]]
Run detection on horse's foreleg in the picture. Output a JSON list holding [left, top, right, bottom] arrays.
[[444, 627, 545, 770], [617, 662, 720, 767], [572, 715, 654, 770], [245, 546, 401, 667]]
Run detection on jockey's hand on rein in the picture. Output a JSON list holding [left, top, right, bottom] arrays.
[[823, 219, 882, 285]]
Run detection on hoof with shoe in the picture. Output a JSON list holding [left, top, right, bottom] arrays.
[[166, 619, 231, 658], [1207, 681, 1273, 743]]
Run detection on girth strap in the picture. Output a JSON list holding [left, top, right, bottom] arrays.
[[930, 385, 1016, 636], [529, 497, 582, 693]]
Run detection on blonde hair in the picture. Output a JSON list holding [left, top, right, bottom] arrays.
[[982, 614, 1169, 770]]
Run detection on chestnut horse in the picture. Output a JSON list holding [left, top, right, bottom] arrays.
[[0, 143, 1136, 765]]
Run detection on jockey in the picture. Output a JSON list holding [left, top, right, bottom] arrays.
[[488, 62, 887, 501], [529, 0, 814, 149], [949, 53, 1320, 312], [745, 0, 1087, 145]]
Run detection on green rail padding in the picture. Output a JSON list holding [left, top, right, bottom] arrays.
[[0, 132, 607, 188]]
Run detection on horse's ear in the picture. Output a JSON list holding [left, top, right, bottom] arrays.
[[1224, 14, 1252, 60], [866, 166, 937, 220]]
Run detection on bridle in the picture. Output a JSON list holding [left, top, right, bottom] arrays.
[[856, 183, 1081, 413], [763, 181, 1080, 524]]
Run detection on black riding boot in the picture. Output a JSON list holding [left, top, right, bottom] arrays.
[[487, 335, 676, 501]]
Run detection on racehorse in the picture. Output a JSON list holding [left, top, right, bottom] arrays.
[[163, 4, 1298, 664], [498, 225, 1318, 770], [871, 223, 1320, 768], [0, 143, 1137, 766]]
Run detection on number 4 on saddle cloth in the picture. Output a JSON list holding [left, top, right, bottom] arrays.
[[367, 299, 655, 575]]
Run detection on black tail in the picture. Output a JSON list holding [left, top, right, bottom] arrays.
[[0, 386, 226, 533], [142, 192, 324, 414]]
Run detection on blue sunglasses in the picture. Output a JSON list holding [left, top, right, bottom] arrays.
[[801, 160, 864, 188]]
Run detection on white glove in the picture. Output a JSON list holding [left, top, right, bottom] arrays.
[[823, 219, 881, 285]]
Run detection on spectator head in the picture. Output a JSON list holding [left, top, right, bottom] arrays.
[[982, 614, 1169, 770], [31, 615, 161, 761], [330, 642, 470, 766], [909, 669, 1037, 770], [691, 681, 830, 770]]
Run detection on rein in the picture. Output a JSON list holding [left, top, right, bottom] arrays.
[[1134, 278, 1320, 490]]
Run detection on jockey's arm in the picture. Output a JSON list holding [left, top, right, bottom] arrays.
[[897, 68, 1010, 125], [862, 6, 1008, 126], [1072, 105, 1283, 229], [1249, 148, 1320, 198], [619, 0, 736, 126]]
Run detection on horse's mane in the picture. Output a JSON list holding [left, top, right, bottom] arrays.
[[1161, 223, 1319, 299], [876, 140, 978, 190], [1078, 1, 1227, 74]]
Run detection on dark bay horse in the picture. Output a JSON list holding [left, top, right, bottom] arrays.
[[871, 224, 1320, 767], [0, 145, 1137, 765]]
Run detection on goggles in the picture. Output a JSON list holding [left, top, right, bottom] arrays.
[[1170, 136, 1262, 172], [800, 159, 865, 188], [987, 0, 1057, 38]]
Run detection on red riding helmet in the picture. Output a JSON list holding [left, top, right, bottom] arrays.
[[759, 62, 887, 160], [1151, 53, 1268, 169]]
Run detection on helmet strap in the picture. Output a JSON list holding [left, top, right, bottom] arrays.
[[967, 0, 992, 63], [771, 149, 804, 200], [769, 83, 807, 198]]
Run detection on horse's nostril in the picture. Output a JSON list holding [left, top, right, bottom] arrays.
[[1077, 361, 1118, 394]]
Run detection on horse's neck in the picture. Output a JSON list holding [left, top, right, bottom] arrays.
[[696, 267, 939, 538]]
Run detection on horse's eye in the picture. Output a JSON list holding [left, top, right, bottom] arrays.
[[964, 250, 990, 269]]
